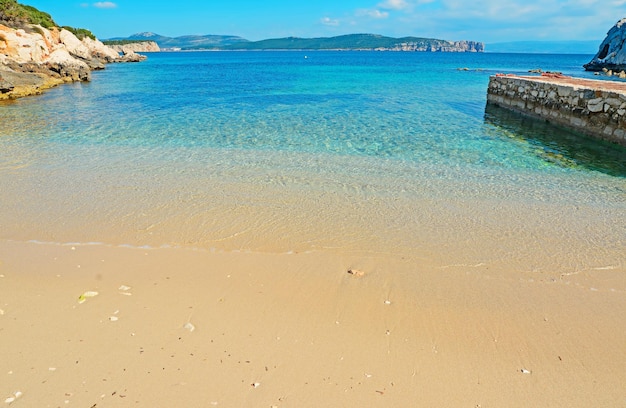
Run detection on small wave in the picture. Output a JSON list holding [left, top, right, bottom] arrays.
[[7, 238, 308, 256]]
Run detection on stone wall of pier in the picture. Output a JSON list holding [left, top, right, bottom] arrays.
[[487, 76, 626, 147]]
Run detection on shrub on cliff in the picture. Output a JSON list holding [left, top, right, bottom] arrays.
[[63, 26, 96, 41], [0, 0, 56, 28], [0, 1, 95, 41]]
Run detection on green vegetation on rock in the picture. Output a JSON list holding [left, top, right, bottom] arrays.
[[0, 0, 95, 40], [0, 0, 56, 28], [111, 32, 482, 52], [215, 33, 483, 51], [62, 26, 95, 40], [221, 34, 444, 50]]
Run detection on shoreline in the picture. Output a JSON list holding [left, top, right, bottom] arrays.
[[1, 239, 625, 406], [0, 69, 73, 100]]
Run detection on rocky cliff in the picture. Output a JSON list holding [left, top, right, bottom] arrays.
[[0, 24, 146, 100], [378, 40, 483, 52], [108, 41, 160, 54], [584, 18, 626, 72]]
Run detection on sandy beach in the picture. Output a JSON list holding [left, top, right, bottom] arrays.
[[1, 237, 625, 407], [2, 49, 626, 407], [1, 143, 624, 407]]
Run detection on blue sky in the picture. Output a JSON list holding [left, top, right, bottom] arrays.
[[25, 0, 626, 43]]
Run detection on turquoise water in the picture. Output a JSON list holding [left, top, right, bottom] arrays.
[[0, 52, 625, 268], [3, 51, 625, 174]]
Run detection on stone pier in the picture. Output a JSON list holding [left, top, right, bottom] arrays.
[[487, 75, 626, 147]]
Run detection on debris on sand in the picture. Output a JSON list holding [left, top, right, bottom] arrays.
[[347, 269, 365, 278]]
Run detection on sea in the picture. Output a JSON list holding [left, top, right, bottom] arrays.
[[1, 51, 625, 272]]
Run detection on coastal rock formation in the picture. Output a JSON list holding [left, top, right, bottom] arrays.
[[378, 40, 483, 52], [584, 18, 626, 71], [116, 50, 148, 62], [447, 40, 484, 52], [108, 41, 160, 54], [0, 23, 145, 100], [46, 48, 91, 81], [0, 74, 14, 92]]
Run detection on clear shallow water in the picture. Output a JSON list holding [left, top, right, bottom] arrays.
[[2, 51, 625, 174], [0, 51, 625, 271]]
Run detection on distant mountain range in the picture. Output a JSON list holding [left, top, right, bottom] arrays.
[[104, 32, 483, 52], [105, 33, 602, 54], [486, 40, 601, 54], [105, 32, 248, 49]]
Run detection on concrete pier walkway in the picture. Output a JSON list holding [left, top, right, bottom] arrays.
[[487, 74, 626, 147]]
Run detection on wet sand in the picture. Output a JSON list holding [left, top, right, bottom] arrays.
[[1, 238, 625, 407]]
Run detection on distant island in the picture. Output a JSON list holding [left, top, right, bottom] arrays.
[[104, 32, 484, 53], [105, 34, 605, 55]]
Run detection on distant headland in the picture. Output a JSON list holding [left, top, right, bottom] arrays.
[[104, 32, 484, 53]]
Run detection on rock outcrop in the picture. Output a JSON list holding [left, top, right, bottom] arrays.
[[584, 18, 626, 72], [377, 40, 484, 52], [107, 41, 160, 54], [116, 50, 148, 63], [0, 23, 146, 100]]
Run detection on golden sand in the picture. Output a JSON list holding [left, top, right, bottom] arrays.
[[1, 237, 625, 407], [1, 140, 625, 406]]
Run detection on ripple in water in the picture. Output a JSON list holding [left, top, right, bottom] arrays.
[[0, 51, 624, 273]]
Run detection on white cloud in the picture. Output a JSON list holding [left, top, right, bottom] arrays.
[[93, 2, 117, 8], [379, 0, 410, 9], [378, 0, 437, 10], [371, 10, 390, 18], [357, 9, 390, 19], [322, 0, 619, 42], [438, 0, 542, 19], [320, 16, 340, 26]]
